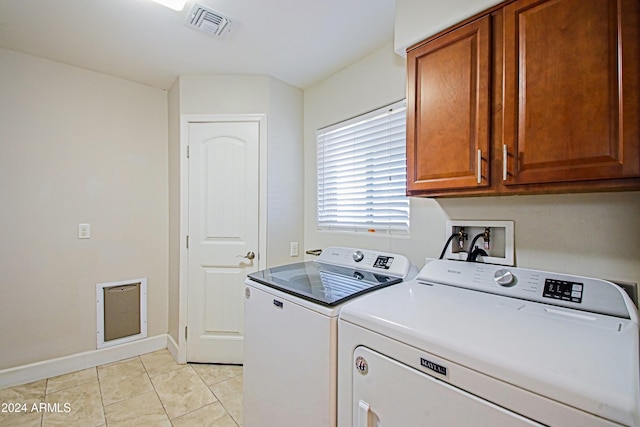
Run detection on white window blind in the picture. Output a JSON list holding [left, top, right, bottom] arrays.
[[317, 100, 409, 234]]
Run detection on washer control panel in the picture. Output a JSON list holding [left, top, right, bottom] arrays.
[[418, 259, 632, 319], [372, 256, 395, 270], [317, 246, 412, 279]]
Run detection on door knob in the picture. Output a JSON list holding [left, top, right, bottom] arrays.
[[237, 251, 255, 260]]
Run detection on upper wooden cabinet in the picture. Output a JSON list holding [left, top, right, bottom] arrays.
[[406, 16, 491, 194], [502, 0, 640, 186], [406, 0, 640, 197]]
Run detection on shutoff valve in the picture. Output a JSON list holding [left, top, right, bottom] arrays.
[[483, 227, 491, 250], [457, 228, 467, 249]]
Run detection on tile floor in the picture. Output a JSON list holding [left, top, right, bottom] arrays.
[[0, 349, 243, 427]]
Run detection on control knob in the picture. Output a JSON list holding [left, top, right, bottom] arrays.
[[494, 269, 515, 287], [353, 250, 365, 262]]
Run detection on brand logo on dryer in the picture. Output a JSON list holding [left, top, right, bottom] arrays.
[[355, 356, 369, 375], [420, 357, 447, 376]]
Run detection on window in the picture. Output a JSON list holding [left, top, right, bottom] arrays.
[[317, 100, 409, 234]]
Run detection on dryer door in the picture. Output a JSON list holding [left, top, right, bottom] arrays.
[[352, 346, 543, 426]]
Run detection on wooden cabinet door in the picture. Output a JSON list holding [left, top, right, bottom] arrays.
[[406, 16, 491, 195], [502, 0, 640, 186]]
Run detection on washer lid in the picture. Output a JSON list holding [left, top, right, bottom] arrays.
[[247, 261, 402, 306], [340, 280, 640, 427]]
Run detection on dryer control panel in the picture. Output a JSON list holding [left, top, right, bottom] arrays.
[[417, 259, 634, 319], [542, 278, 583, 304]]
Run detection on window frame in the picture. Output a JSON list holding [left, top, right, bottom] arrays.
[[316, 99, 409, 235]]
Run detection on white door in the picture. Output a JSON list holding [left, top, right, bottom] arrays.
[[353, 347, 543, 426], [187, 120, 260, 363]]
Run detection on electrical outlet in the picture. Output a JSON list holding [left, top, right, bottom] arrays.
[[290, 242, 299, 257], [445, 220, 514, 266], [78, 223, 91, 239]]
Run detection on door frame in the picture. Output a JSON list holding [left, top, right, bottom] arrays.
[[177, 113, 268, 363]]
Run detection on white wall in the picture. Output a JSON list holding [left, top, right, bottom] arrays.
[[167, 75, 181, 345], [266, 78, 305, 267], [0, 48, 169, 370], [303, 42, 640, 287], [177, 75, 270, 115]]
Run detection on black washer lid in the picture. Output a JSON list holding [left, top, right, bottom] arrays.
[[247, 261, 402, 306]]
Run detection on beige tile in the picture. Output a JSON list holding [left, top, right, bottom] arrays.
[[97, 357, 146, 382], [191, 364, 242, 387], [210, 375, 243, 426], [104, 390, 170, 427], [0, 410, 42, 427], [0, 380, 46, 425], [171, 401, 238, 427], [151, 366, 215, 419], [140, 350, 182, 378], [42, 380, 104, 427], [2, 359, 244, 427], [99, 370, 154, 406], [46, 368, 97, 394], [0, 379, 46, 401]]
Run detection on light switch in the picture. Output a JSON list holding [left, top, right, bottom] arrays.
[[78, 223, 91, 239], [290, 241, 299, 257]]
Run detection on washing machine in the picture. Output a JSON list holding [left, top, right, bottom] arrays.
[[244, 246, 417, 427], [338, 259, 640, 426]]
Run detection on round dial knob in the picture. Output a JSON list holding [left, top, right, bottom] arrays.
[[494, 269, 515, 287], [353, 250, 365, 262]]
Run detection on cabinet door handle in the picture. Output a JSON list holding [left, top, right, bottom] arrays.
[[502, 144, 508, 181], [477, 149, 482, 184]]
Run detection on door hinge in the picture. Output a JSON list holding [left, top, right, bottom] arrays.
[[186, 235, 189, 249], [187, 145, 190, 158], [185, 326, 188, 340]]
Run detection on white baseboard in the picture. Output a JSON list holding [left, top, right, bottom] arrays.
[[0, 334, 169, 390], [166, 333, 179, 362]]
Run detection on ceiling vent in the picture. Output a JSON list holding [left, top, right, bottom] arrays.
[[186, 3, 234, 37]]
